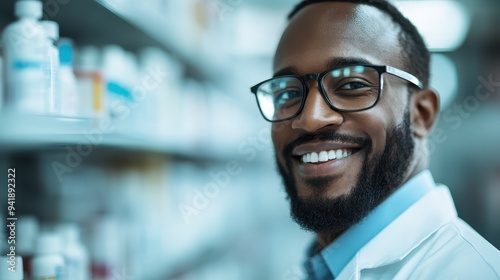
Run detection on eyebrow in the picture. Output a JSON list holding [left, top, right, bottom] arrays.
[[273, 66, 299, 77], [273, 57, 375, 77], [327, 57, 374, 69]]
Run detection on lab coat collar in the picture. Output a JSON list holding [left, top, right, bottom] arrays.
[[338, 185, 458, 279]]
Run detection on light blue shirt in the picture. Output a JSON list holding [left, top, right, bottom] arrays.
[[304, 170, 436, 279]]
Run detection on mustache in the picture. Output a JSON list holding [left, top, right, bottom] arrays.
[[283, 132, 371, 156]]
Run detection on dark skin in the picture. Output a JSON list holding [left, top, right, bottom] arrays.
[[272, 3, 439, 247]]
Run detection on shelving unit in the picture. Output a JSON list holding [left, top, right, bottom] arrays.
[[96, 0, 228, 83], [0, 1, 256, 279], [0, 0, 244, 160], [0, 0, 229, 82], [0, 113, 238, 160]]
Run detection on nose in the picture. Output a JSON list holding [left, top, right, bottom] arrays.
[[291, 84, 344, 132]]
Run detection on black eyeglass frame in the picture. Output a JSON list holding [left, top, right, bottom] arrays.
[[250, 64, 424, 122]]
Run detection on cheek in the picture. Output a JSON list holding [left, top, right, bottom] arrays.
[[356, 110, 392, 157], [380, 78, 409, 120], [362, 83, 408, 152], [272, 122, 293, 162], [271, 121, 290, 135], [271, 124, 285, 154]]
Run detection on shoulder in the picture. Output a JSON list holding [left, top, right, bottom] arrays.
[[339, 184, 500, 280], [406, 217, 500, 279], [353, 218, 500, 280]]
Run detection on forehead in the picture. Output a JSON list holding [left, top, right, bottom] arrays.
[[274, 2, 404, 74]]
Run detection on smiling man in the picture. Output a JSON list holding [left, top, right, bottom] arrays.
[[250, 0, 500, 279]]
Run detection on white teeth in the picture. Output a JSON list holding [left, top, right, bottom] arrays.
[[336, 150, 343, 159], [300, 149, 354, 163], [319, 151, 328, 162], [310, 152, 319, 163], [328, 150, 336, 160]]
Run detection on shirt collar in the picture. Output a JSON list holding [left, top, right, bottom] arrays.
[[304, 169, 436, 278]]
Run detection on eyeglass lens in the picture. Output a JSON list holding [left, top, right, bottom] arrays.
[[256, 65, 380, 121]]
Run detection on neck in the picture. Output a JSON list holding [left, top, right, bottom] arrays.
[[316, 231, 344, 249], [401, 141, 428, 188]]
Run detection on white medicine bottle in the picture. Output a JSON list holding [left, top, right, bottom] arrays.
[[58, 38, 80, 117], [58, 224, 90, 280], [41, 20, 60, 115], [2, 0, 46, 114], [0, 256, 24, 280], [31, 233, 65, 280]]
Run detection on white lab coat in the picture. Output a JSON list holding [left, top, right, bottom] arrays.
[[336, 185, 500, 280]]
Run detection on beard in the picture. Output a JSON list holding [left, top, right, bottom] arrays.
[[276, 109, 414, 233]]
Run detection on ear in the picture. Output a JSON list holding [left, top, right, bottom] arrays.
[[410, 88, 440, 138]]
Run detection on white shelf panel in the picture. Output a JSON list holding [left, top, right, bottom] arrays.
[[0, 113, 222, 159]]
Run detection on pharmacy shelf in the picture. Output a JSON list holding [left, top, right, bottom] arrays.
[[0, 113, 226, 160], [0, 0, 227, 83], [95, 0, 227, 83]]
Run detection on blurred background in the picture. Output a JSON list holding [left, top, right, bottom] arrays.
[[0, 0, 499, 279]]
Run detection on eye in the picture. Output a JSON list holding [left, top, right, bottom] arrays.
[[275, 90, 302, 106], [338, 82, 369, 90]]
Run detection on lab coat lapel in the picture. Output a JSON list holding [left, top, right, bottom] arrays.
[[335, 186, 457, 280]]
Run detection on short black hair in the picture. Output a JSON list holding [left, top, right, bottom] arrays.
[[288, 0, 430, 88]]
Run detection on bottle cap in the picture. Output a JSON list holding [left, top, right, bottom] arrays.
[[58, 38, 74, 66], [16, 216, 39, 255], [35, 233, 62, 255], [102, 45, 126, 78], [0, 256, 24, 280], [75, 46, 101, 71], [15, 0, 43, 19], [57, 223, 81, 245], [41, 21, 60, 41]]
